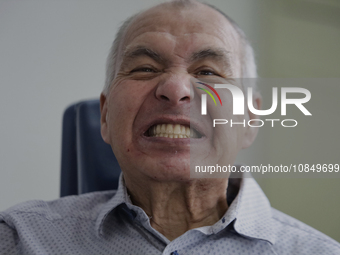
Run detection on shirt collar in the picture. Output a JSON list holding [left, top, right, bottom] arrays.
[[229, 176, 275, 245], [96, 172, 275, 245], [95, 174, 132, 237]]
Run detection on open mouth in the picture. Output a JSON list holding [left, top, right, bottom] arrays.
[[145, 124, 202, 138]]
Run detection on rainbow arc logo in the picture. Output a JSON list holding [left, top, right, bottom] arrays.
[[196, 82, 222, 106]]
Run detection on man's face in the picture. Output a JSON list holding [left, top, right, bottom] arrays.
[[101, 3, 257, 182]]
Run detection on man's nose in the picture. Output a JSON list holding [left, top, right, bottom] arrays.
[[155, 74, 193, 105]]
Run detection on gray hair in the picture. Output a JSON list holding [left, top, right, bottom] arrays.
[[103, 0, 257, 95]]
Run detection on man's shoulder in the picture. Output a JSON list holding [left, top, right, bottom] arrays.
[[270, 207, 340, 254], [0, 191, 118, 253], [0, 190, 116, 226]]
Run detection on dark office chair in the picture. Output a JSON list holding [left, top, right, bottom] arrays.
[[60, 99, 121, 197]]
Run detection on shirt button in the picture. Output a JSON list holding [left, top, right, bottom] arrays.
[[170, 251, 179, 255], [222, 217, 226, 223]]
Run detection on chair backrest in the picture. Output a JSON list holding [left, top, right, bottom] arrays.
[[60, 99, 121, 197]]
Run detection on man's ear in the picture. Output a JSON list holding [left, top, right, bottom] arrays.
[[242, 92, 262, 149], [100, 93, 110, 144]]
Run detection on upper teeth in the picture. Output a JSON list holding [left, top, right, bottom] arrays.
[[148, 124, 200, 138]]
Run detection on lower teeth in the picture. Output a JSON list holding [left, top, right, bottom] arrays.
[[155, 134, 189, 138]]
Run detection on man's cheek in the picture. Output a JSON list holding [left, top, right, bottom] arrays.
[[110, 92, 140, 117]]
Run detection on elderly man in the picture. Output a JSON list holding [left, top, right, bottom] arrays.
[[1, 0, 339, 254]]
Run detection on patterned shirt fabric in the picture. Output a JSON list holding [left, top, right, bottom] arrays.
[[1, 174, 339, 255]]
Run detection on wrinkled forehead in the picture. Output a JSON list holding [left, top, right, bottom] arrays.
[[118, 2, 241, 64]]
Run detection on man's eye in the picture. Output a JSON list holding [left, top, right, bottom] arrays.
[[132, 67, 155, 73], [197, 70, 216, 76]]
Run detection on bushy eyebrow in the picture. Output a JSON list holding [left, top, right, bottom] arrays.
[[123, 46, 164, 63], [190, 48, 230, 64], [190, 48, 233, 75], [122, 46, 232, 75]]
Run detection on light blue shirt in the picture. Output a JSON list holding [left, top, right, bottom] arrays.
[[1, 175, 339, 254]]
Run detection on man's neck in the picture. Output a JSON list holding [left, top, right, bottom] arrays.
[[124, 174, 229, 241]]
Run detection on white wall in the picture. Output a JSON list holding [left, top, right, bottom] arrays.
[[0, 0, 259, 209]]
